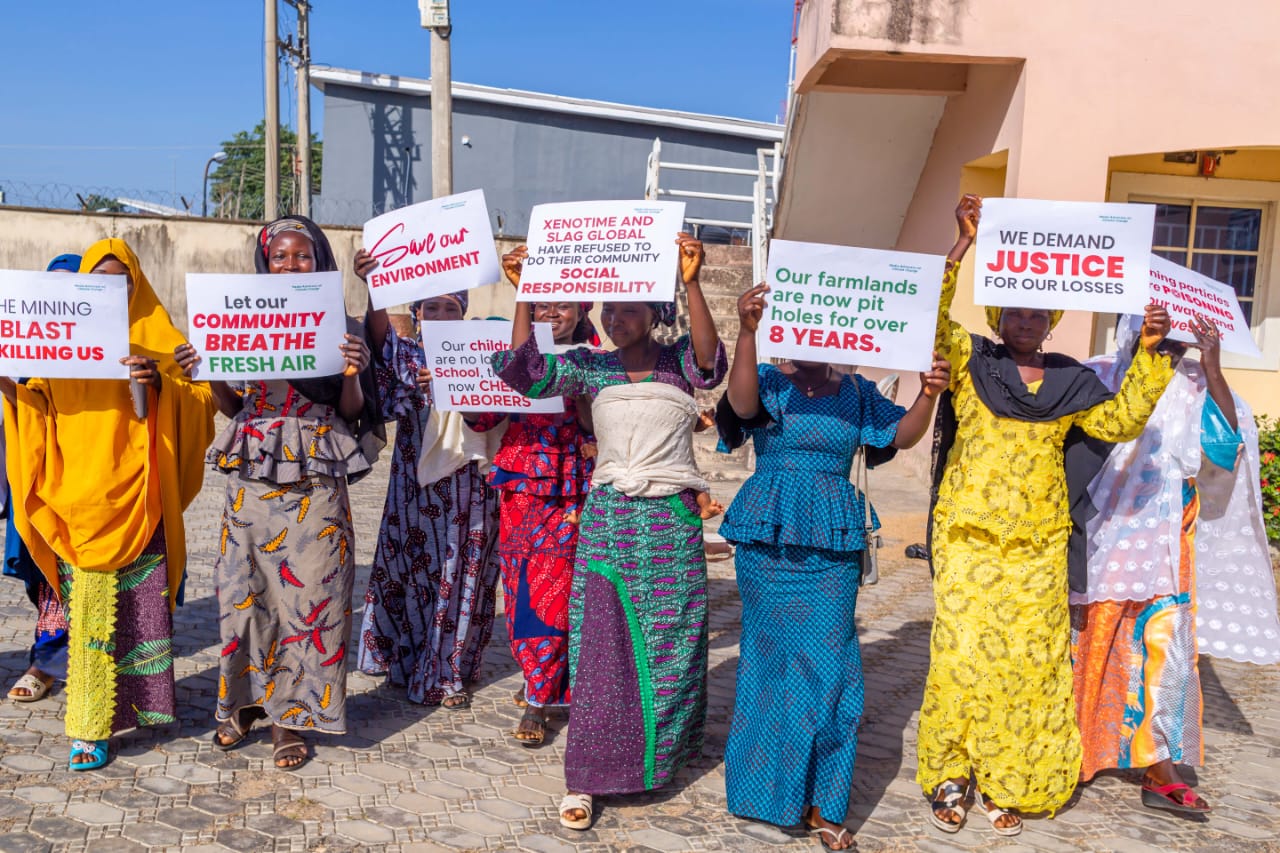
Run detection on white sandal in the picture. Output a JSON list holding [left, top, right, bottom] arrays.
[[558, 793, 594, 830], [928, 780, 968, 833], [8, 673, 52, 703], [973, 789, 1022, 836]]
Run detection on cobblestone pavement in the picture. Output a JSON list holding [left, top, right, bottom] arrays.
[[2, 454, 1279, 853]]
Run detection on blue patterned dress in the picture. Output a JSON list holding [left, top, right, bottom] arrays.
[[716, 364, 904, 826], [493, 334, 727, 794]]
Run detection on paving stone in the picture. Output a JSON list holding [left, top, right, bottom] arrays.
[[99, 788, 160, 810], [163, 763, 221, 784], [393, 792, 450, 816], [0, 834, 50, 853], [135, 776, 189, 796], [518, 834, 577, 853], [246, 812, 308, 836], [121, 822, 184, 848], [427, 826, 486, 850], [83, 840, 147, 853], [64, 802, 125, 825], [189, 793, 243, 816], [213, 828, 272, 851], [335, 818, 396, 844], [413, 779, 471, 801], [451, 810, 510, 837], [475, 797, 533, 821], [26, 817, 87, 843], [155, 806, 216, 832], [12, 787, 66, 805], [0, 754, 55, 773], [360, 805, 424, 829]]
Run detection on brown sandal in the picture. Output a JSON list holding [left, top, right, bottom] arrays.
[[271, 725, 309, 771], [212, 707, 264, 751], [513, 706, 547, 747]]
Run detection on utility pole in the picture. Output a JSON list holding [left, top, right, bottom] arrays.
[[420, 1, 452, 199], [264, 0, 280, 221], [283, 0, 311, 217]]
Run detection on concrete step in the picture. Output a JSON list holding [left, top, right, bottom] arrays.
[[704, 244, 752, 267], [697, 265, 755, 293]]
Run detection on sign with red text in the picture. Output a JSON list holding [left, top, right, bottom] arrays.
[[758, 239, 944, 372], [0, 270, 130, 379], [361, 189, 500, 310], [974, 198, 1155, 314], [1148, 254, 1261, 359], [422, 321, 563, 413], [186, 272, 347, 380], [517, 200, 687, 302]]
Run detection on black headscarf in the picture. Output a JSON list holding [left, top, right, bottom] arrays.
[[928, 334, 1114, 591], [256, 215, 385, 481]]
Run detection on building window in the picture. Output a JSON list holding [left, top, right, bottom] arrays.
[[1144, 199, 1263, 324]]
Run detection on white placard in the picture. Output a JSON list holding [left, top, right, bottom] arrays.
[[0, 270, 130, 379], [422, 321, 563, 413], [361, 189, 500, 309], [186, 272, 348, 380], [974, 197, 1155, 314], [758, 240, 945, 372], [1147, 254, 1262, 359], [517, 200, 687, 302]]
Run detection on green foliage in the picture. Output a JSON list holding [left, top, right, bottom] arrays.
[[116, 554, 163, 593], [1258, 414, 1280, 546], [81, 193, 126, 213], [116, 638, 174, 677], [207, 121, 322, 221]]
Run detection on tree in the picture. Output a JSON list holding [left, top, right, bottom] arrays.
[[80, 193, 127, 213], [206, 121, 322, 221]]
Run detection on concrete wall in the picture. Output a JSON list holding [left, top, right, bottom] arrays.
[[0, 207, 519, 327], [316, 83, 768, 236]]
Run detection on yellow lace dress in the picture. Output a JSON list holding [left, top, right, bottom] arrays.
[[915, 261, 1173, 813]]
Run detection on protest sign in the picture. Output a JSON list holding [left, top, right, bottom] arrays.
[[1147, 254, 1261, 358], [422, 321, 563, 414], [974, 197, 1155, 314], [186, 271, 347, 380], [517, 200, 687, 303], [361, 189, 500, 309], [757, 239, 945, 372], [0, 269, 130, 379]]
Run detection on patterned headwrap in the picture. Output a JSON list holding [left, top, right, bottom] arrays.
[[46, 253, 82, 273], [255, 215, 338, 273], [985, 306, 1064, 335], [409, 291, 470, 322], [647, 302, 678, 327]]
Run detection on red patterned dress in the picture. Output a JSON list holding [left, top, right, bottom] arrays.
[[470, 407, 593, 707]]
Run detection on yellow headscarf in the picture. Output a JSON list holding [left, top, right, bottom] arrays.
[[985, 306, 1065, 335], [3, 239, 214, 608]]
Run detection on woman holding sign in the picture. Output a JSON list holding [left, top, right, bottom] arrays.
[[1071, 316, 1280, 814], [916, 196, 1174, 833], [2, 239, 215, 770], [353, 251, 503, 711], [193, 216, 381, 771], [467, 245, 600, 746], [493, 234, 726, 830], [714, 283, 950, 849]]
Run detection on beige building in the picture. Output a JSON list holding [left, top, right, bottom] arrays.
[[775, 0, 1280, 414]]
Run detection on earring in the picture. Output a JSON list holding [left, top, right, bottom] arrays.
[[1046, 332, 1054, 341]]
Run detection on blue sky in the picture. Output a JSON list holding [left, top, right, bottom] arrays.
[[0, 1, 792, 209]]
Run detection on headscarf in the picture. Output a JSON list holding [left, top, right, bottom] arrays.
[[647, 301, 678, 327], [255, 216, 384, 480], [46, 253, 82, 273], [985, 306, 1065, 335], [3, 239, 215, 608]]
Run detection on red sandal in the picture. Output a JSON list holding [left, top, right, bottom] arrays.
[[1141, 781, 1211, 815]]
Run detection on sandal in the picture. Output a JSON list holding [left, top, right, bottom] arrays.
[[558, 792, 594, 830], [212, 707, 264, 751], [973, 789, 1022, 836], [928, 780, 968, 833], [441, 691, 471, 711], [271, 725, 309, 771], [513, 706, 547, 747], [1142, 780, 1211, 814], [808, 825, 854, 851], [69, 739, 109, 771], [8, 672, 53, 703], [512, 689, 529, 709]]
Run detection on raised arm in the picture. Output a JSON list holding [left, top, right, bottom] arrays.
[[726, 283, 769, 419], [891, 352, 950, 448], [1189, 313, 1238, 432], [936, 194, 981, 378], [1076, 303, 1175, 442], [678, 233, 721, 371], [354, 248, 391, 354], [491, 334, 591, 400], [502, 246, 535, 349]]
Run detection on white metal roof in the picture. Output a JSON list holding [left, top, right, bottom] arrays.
[[310, 66, 784, 142]]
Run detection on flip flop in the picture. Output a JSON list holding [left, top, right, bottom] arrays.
[[69, 739, 109, 771], [441, 691, 471, 711], [1142, 781, 1211, 814], [808, 824, 854, 851], [8, 673, 52, 703], [559, 793, 594, 830]]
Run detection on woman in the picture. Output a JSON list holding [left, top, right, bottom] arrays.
[[916, 195, 1174, 833], [1071, 314, 1280, 813], [2, 239, 214, 769], [190, 216, 381, 770], [465, 245, 598, 745], [715, 283, 949, 850], [493, 234, 725, 830], [3, 253, 80, 703], [354, 249, 502, 710]]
